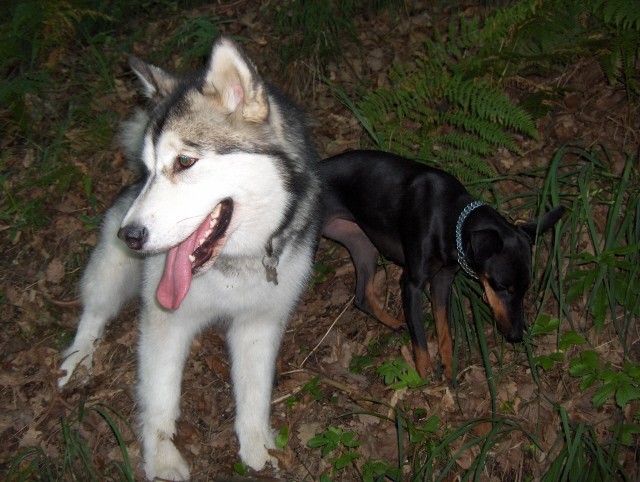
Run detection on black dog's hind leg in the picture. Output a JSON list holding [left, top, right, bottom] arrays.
[[429, 267, 457, 380], [323, 218, 404, 330]]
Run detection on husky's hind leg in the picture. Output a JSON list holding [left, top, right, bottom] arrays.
[[58, 188, 141, 388]]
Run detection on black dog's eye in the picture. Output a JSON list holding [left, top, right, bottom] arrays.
[[176, 155, 198, 169], [497, 286, 516, 295]]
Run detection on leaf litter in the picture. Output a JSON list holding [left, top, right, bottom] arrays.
[[1, 2, 638, 481]]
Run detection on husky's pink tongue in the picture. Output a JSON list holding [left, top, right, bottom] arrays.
[[156, 217, 211, 310]]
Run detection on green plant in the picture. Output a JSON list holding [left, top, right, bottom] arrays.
[[376, 358, 428, 390], [543, 148, 639, 344], [5, 401, 135, 481], [341, 0, 639, 182], [308, 426, 362, 478], [530, 315, 587, 371], [543, 405, 632, 482], [569, 350, 640, 409], [348, 57, 535, 182]]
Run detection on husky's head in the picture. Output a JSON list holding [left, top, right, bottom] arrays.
[[118, 37, 307, 310]]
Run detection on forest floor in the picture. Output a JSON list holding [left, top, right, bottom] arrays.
[[1, 1, 638, 481]]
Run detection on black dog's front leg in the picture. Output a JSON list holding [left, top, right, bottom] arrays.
[[429, 267, 457, 380], [400, 271, 431, 378]]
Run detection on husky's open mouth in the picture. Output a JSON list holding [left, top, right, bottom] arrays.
[[156, 199, 233, 310]]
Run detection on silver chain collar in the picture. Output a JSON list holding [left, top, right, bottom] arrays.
[[455, 200, 485, 279]]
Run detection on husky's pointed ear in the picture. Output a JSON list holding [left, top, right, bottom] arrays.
[[129, 55, 178, 103], [204, 37, 269, 122], [520, 206, 565, 244]]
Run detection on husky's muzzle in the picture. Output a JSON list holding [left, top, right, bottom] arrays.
[[118, 198, 234, 310]]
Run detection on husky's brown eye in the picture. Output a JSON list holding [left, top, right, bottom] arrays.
[[176, 155, 197, 169]]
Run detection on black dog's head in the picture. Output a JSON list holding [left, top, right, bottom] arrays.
[[468, 206, 564, 342]]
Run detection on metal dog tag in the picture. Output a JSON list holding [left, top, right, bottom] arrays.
[[262, 254, 279, 285]]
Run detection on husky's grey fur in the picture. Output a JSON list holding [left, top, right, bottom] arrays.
[[58, 37, 321, 480]]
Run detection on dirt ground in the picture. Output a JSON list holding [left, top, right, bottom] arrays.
[[1, 2, 638, 481]]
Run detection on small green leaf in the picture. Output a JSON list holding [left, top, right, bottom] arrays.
[[578, 373, 598, 391], [307, 436, 329, 448], [618, 423, 640, 446], [340, 432, 361, 448], [569, 350, 600, 377], [276, 426, 289, 449], [233, 462, 249, 475], [530, 314, 560, 336], [592, 382, 617, 408], [333, 451, 360, 470], [423, 415, 440, 433], [558, 331, 586, 350], [615, 383, 640, 409], [534, 355, 555, 371]]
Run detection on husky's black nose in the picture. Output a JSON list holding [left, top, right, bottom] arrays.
[[118, 225, 148, 250]]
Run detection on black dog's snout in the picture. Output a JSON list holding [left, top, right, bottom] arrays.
[[504, 330, 523, 344], [118, 225, 148, 250]]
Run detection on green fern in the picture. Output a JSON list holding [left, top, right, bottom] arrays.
[[597, 0, 640, 30], [341, 0, 639, 181], [352, 44, 536, 181]]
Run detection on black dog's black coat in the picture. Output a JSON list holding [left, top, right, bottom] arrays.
[[320, 150, 563, 379]]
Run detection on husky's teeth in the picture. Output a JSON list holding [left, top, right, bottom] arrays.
[[199, 238, 205, 245], [189, 255, 195, 263]]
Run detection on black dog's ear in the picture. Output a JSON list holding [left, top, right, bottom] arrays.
[[520, 206, 565, 244], [469, 228, 503, 264]]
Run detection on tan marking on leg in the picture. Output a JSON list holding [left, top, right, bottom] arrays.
[[480, 278, 512, 335], [433, 303, 453, 380], [364, 273, 404, 330], [413, 343, 431, 379]]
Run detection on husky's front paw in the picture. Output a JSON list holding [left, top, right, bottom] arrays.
[[144, 439, 190, 481], [238, 430, 277, 471], [58, 345, 94, 388]]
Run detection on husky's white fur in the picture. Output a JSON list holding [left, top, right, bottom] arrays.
[[58, 37, 321, 480]]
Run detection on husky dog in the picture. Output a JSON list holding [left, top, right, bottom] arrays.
[[58, 37, 322, 480]]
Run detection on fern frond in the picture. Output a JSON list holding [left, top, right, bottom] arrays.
[[444, 76, 537, 137], [600, 0, 640, 30]]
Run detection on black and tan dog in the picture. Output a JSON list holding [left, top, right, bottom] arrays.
[[320, 150, 563, 379]]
